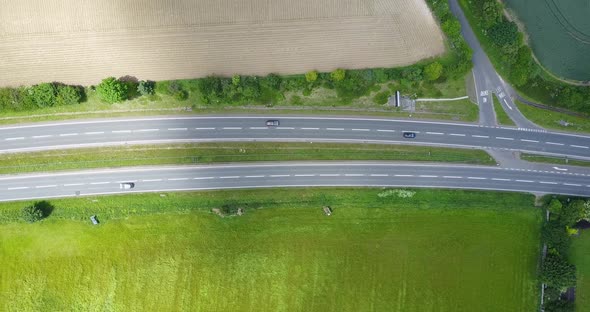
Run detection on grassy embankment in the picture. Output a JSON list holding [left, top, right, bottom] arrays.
[[492, 95, 516, 126], [516, 101, 590, 134], [0, 74, 477, 125], [571, 230, 590, 312], [0, 189, 541, 311], [0, 143, 495, 174], [521, 154, 590, 168]]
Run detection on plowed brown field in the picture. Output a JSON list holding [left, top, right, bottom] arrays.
[[0, 0, 445, 87]]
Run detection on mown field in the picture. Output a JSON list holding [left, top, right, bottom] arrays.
[[0, 0, 444, 87], [504, 0, 590, 81], [571, 230, 590, 312], [0, 189, 541, 311]]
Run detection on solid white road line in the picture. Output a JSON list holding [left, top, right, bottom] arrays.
[[520, 139, 539, 143], [135, 129, 159, 132], [7, 187, 29, 190]]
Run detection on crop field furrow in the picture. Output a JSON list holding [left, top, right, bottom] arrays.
[[0, 0, 444, 86]]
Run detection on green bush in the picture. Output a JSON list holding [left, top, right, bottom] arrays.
[[305, 70, 318, 83], [373, 91, 391, 105], [541, 251, 576, 290], [137, 80, 155, 96], [424, 62, 443, 81], [96, 77, 128, 103], [330, 69, 346, 82]]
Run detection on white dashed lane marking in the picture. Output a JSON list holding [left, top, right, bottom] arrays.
[[571, 145, 589, 149], [351, 129, 370, 132], [564, 183, 582, 187], [326, 128, 345, 131], [449, 133, 465, 137], [168, 128, 187, 131], [545, 142, 564, 146], [32, 135, 53, 139], [84, 131, 104, 135], [245, 175, 265, 178], [426, 132, 444, 135], [112, 130, 131, 133], [35, 185, 57, 188], [539, 181, 557, 185], [520, 139, 538, 143], [195, 127, 215, 130], [222, 127, 242, 130], [135, 129, 159, 132], [516, 180, 534, 183], [5, 137, 24, 141], [142, 179, 162, 182], [7, 187, 29, 190], [443, 176, 462, 179], [193, 177, 214, 180], [492, 178, 511, 181], [168, 178, 189, 181], [495, 137, 514, 141], [472, 135, 489, 138], [59, 133, 78, 137], [301, 127, 319, 130], [377, 129, 395, 133], [90, 182, 110, 185]]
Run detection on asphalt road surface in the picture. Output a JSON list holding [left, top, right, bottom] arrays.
[[1, 116, 589, 159], [0, 162, 588, 202]]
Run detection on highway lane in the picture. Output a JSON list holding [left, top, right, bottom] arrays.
[[0, 162, 588, 202], [1, 116, 589, 159]]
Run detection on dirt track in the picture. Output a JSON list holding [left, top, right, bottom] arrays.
[[0, 0, 445, 86]]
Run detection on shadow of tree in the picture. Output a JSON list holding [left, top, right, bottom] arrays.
[[34, 200, 55, 218]]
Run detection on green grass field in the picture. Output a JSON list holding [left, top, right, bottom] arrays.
[[504, 0, 590, 81], [516, 101, 590, 134], [0, 189, 541, 311], [571, 230, 590, 312], [0, 143, 495, 174], [493, 95, 516, 126]]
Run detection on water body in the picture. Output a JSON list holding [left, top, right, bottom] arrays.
[[504, 0, 590, 81]]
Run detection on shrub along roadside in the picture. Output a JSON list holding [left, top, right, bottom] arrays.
[[457, 0, 590, 114], [540, 198, 590, 311]]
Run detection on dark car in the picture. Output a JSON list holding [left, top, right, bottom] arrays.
[[402, 132, 416, 139], [266, 120, 280, 126]]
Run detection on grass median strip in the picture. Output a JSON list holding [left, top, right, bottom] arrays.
[[0, 143, 496, 174], [492, 95, 515, 126], [521, 153, 590, 167], [0, 189, 540, 311]]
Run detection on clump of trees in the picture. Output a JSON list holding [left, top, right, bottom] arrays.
[[0, 83, 83, 112], [540, 198, 589, 311]]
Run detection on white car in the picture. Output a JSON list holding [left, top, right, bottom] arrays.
[[119, 182, 135, 189]]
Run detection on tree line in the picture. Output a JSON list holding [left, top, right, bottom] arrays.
[[540, 198, 590, 312]]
